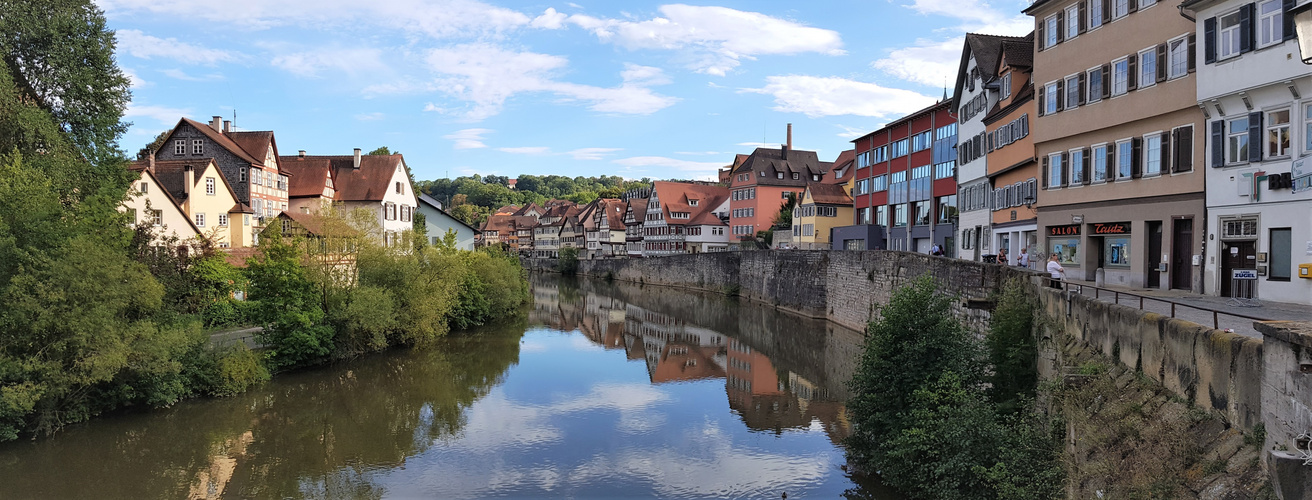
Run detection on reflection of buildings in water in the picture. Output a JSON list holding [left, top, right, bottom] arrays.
[[725, 339, 850, 442], [579, 292, 627, 349], [622, 304, 728, 383], [187, 430, 255, 500]]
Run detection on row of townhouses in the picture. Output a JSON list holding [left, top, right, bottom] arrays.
[[123, 116, 478, 253]]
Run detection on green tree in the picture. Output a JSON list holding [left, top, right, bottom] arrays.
[[136, 129, 171, 160], [773, 191, 797, 228], [0, 0, 132, 168], [367, 146, 393, 155], [986, 278, 1039, 413], [556, 246, 579, 275], [246, 226, 334, 370]]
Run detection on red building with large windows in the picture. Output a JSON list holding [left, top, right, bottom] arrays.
[[835, 101, 958, 253]]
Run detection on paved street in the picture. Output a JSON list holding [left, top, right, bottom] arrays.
[[1059, 278, 1309, 339]]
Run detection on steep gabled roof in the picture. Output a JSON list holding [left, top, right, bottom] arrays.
[[823, 149, 855, 185], [176, 118, 264, 166], [129, 158, 242, 213], [998, 33, 1035, 71], [279, 156, 335, 199], [283, 154, 408, 202], [227, 131, 275, 163], [805, 182, 854, 206], [730, 147, 832, 187], [950, 33, 1028, 110], [650, 181, 730, 226], [128, 167, 204, 235]]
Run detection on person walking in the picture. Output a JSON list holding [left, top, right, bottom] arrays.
[[1017, 247, 1029, 268], [996, 247, 1008, 265], [1046, 253, 1065, 288]]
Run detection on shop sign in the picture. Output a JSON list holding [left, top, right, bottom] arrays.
[[1047, 224, 1081, 236], [1092, 222, 1131, 235], [1293, 157, 1311, 179], [1267, 172, 1294, 190], [1231, 269, 1258, 280]]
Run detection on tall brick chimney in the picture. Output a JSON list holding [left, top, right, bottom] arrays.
[[210, 116, 222, 132], [787, 123, 792, 150]]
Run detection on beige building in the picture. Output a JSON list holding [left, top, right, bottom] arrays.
[[123, 167, 202, 244], [1026, 0, 1206, 290], [129, 158, 254, 248]]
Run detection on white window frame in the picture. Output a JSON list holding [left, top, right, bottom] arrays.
[[1258, 0, 1284, 49], [1048, 152, 1064, 189], [1045, 15, 1059, 48], [1064, 74, 1080, 109], [218, 213, 228, 227], [1089, 0, 1104, 28], [1092, 143, 1109, 183], [192, 139, 203, 155], [1111, 57, 1129, 96], [1227, 116, 1250, 164], [1143, 132, 1163, 176], [1267, 107, 1292, 158], [1000, 72, 1012, 99], [205, 177, 215, 195], [1066, 5, 1079, 40], [1167, 35, 1189, 79], [1086, 67, 1103, 104], [195, 213, 206, 227], [1304, 102, 1312, 154], [1113, 0, 1129, 19], [151, 210, 163, 226], [1069, 148, 1085, 184], [1219, 10, 1243, 60], [174, 140, 185, 155], [1044, 81, 1059, 115], [1116, 139, 1134, 179], [1138, 47, 1157, 89], [1140, 0, 1157, 8]]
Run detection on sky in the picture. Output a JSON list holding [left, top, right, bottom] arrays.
[[101, 0, 1033, 182]]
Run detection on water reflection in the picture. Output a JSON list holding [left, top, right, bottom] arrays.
[[0, 276, 895, 499]]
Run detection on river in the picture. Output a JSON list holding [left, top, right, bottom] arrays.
[[0, 275, 896, 499]]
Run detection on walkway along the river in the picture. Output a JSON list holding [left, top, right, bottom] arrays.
[[524, 250, 1312, 498]]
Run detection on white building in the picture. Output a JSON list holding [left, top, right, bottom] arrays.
[[1188, 0, 1312, 304]]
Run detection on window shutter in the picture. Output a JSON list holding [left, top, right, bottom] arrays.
[[1079, 1, 1088, 33], [1248, 111, 1263, 162], [1128, 0, 1138, 13], [1188, 33, 1197, 72], [1102, 0, 1112, 22], [1056, 11, 1065, 42], [1210, 120, 1225, 167], [1038, 86, 1046, 116], [1055, 80, 1064, 111], [1042, 155, 1049, 189], [1286, 0, 1298, 41], [1106, 143, 1117, 180], [1239, 3, 1254, 54], [1101, 64, 1111, 99], [1021, 114, 1030, 136], [1160, 132, 1171, 172], [1078, 72, 1087, 104], [1132, 137, 1143, 178], [1127, 53, 1138, 91], [1176, 125, 1194, 172], [1082, 147, 1092, 185], [1038, 21, 1046, 51], [1060, 154, 1068, 187], [1156, 43, 1167, 82], [1204, 17, 1217, 64]]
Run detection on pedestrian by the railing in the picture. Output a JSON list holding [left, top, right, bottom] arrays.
[[1017, 247, 1029, 268], [1046, 253, 1065, 289], [996, 247, 1008, 265]]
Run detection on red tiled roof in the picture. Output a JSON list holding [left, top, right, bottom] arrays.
[[227, 131, 275, 164], [823, 149, 855, 184], [650, 181, 729, 226], [282, 154, 406, 202], [805, 182, 853, 206], [730, 147, 832, 187], [279, 157, 334, 198]]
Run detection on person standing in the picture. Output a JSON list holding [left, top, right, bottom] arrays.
[[1046, 253, 1065, 288], [1017, 247, 1029, 268], [996, 247, 1008, 265]]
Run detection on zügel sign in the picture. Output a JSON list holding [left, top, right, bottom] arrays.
[[1091, 222, 1131, 235], [1232, 269, 1258, 280], [1048, 224, 1080, 236]]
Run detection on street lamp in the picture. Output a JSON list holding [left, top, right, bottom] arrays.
[[1294, 2, 1312, 64]]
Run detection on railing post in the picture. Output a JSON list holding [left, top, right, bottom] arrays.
[[1139, 296, 1143, 309], [1213, 311, 1219, 330], [1171, 302, 1176, 319]]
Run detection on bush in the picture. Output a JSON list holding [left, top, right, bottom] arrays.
[[557, 246, 579, 275], [202, 300, 239, 327], [247, 226, 334, 370], [211, 344, 269, 397], [331, 285, 397, 356], [986, 278, 1039, 413]]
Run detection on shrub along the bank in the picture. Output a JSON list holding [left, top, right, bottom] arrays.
[[846, 276, 1063, 500]]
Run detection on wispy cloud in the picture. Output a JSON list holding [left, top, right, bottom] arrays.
[[115, 29, 238, 64], [443, 128, 493, 149], [160, 68, 214, 81], [613, 156, 724, 180], [271, 47, 389, 78], [872, 0, 1032, 87], [568, 148, 621, 160], [498, 146, 552, 154], [354, 112, 386, 121], [741, 75, 937, 118], [125, 103, 190, 127]]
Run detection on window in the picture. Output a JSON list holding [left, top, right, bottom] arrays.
[[1112, 58, 1129, 96], [1087, 67, 1103, 103], [872, 174, 888, 192], [192, 140, 203, 155], [1048, 153, 1064, 188], [934, 161, 955, 179], [1066, 5, 1080, 39], [913, 202, 930, 225], [218, 214, 228, 226], [1258, 0, 1283, 48], [1045, 15, 1059, 48], [857, 207, 871, 225], [1065, 75, 1080, 109], [791, 172, 799, 180], [1138, 48, 1156, 88], [239, 168, 246, 183], [1268, 109, 1291, 157], [937, 195, 957, 223], [1104, 237, 1131, 267], [890, 139, 909, 158], [891, 171, 907, 183], [151, 210, 163, 226], [912, 165, 931, 179], [1228, 116, 1250, 163], [1117, 139, 1134, 178], [782, 191, 792, 199], [1070, 149, 1085, 184], [911, 131, 932, 152], [1144, 134, 1162, 175], [138, 182, 148, 193], [1093, 144, 1109, 182], [776, 172, 784, 179], [1168, 36, 1189, 78], [893, 204, 907, 226], [194, 213, 206, 227], [875, 206, 887, 226], [759, 171, 765, 177], [1270, 228, 1292, 280], [1306, 103, 1312, 152], [1113, 0, 1129, 19], [936, 123, 957, 140], [1090, 0, 1104, 28], [1219, 11, 1242, 60], [174, 140, 185, 155], [1044, 82, 1059, 114], [1000, 73, 1012, 99], [205, 177, 215, 195]]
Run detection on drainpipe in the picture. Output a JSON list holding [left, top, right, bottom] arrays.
[[1178, 3, 1196, 22]]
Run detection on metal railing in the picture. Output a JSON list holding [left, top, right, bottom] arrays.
[[1055, 280, 1271, 330]]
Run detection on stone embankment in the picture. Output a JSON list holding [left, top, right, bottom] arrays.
[[527, 250, 1312, 498]]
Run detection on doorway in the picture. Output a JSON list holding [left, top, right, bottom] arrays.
[[1220, 240, 1257, 297], [1147, 221, 1163, 288], [1171, 218, 1193, 290]]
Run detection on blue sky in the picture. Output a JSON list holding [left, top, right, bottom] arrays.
[[102, 0, 1032, 182]]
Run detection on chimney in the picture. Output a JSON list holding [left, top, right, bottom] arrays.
[[298, 150, 306, 159], [210, 116, 223, 133], [147, 154, 155, 172], [787, 123, 793, 150], [183, 164, 194, 197], [353, 148, 362, 169], [223, 120, 231, 133]]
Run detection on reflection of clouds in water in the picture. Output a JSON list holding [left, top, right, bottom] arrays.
[[569, 335, 605, 351], [518, 341, 549, 353]]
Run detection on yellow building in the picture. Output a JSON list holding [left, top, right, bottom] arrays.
[[791, 182, 854, 250], [130, 158, 255, 248], [123, 167, 202, 243]]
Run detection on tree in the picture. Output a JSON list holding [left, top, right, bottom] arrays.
[[0, 0, 132, 168], [367, 146, 394, 155], [136, 130, 171, 160], [246, 225, 334, 370], [773, 192, 797, 228]]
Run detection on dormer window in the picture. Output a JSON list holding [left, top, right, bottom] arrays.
[[759, 171, 765, 177], [689, 199, 699, 206], [791, 173, 799, 180], [812, 175, 820, 181], [777, 172, 784, 179]]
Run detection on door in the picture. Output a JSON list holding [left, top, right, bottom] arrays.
[[1171, 218, 1193, 290], [1147, 221, 1163, 288], [1220, 240, 1256, 297]]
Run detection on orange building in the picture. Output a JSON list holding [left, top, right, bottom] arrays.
[[983, 34, 1040, 266], [727, 125, 832, 245]]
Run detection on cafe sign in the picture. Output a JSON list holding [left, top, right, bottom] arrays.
[[1092, 222, 1131, 235], [1047, 224, 1081, 236]]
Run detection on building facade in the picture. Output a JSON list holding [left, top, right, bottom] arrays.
[[984, 34, 1040, 266], [727, 126, 830, 246], [416, 193, 478, 250], [1027, 0, 1206, 290]]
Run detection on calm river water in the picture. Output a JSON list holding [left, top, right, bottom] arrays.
[[0, 275, 897, 499]]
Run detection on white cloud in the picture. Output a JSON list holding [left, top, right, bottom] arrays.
[[271, 47, 388, 78], [354, 112, 385, 121], [101, 0, 534, 39], [613, 156, 724, 180], [122, 68, 149, 88], [620, 63, 671, 86], [568, 5, 844, 76], [443, 128, 493, 149], [124, 103, 190, 127], [872, 0, 1032, 87], [871, 37, 961, 88], [836, 124, 870, 139], [115, 29, 237, 64], [498, 146, 552, 155], [160, 68, 210, 81], [531, 7, 568, 29], [422, 43, 677, 120], [568, 148, 621, 160], [741, 75, 937, 119]]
